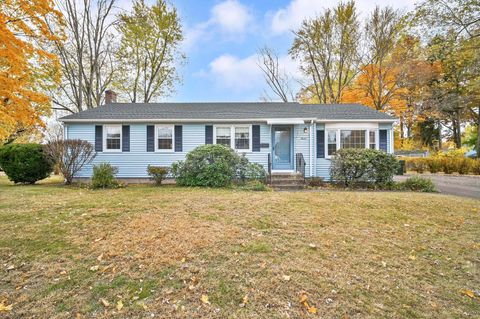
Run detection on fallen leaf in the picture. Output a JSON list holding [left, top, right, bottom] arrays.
[[308, 243, 317, 249], [90, 265, 99, 271], [6, 265, 15, 271], [116, 300, 123, 311], [188, 285, 195, 291], [408, 255, 416, 261], [100, 298, 110, 307], [460, 289, 475, 298], [308, 306, 317, 314], [242, 294, 248, 305], [97, 253, 104, 262], [300, 292, 308, 303], [181, 258, 186, 263], [0, 302, 13, 312], [299, 292, 317, 314], [282, 275, 291, 281], [201, 295, 210, 304]]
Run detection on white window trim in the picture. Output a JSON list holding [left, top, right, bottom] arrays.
[[213, 124, 252, 152], [103, 124, 122, 153], [155, 124, 175, 152], [324, 128, 380, 159]]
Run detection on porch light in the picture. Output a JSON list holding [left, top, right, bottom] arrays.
[[303, 127, 308, 134]]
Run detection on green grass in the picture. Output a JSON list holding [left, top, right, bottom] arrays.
[[0, 175, 479, 318]]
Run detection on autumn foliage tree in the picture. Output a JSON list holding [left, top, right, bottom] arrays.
[[0, 0, 63, 144]]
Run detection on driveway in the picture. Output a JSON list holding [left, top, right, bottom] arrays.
[[395, 174, 480, 199]]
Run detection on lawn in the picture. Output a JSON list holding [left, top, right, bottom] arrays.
[[0, 176, 479, 318]]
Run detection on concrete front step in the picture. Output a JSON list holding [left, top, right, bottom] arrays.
[[271, 172, 303, 178], [269, 172, 305, 190], [270, 179, 305, 185]]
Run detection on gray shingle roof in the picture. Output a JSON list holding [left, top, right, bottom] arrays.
[[60, 102, 395, 122]]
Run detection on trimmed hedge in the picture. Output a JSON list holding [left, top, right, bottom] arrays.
[[0, 143, 53, 184], [405, 157, 480, 175]]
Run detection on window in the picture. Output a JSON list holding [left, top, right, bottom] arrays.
[[216, 126, 231, 147], [105, 125, 121, 151], [235, 126, 250, 150], [369, 131, 376, 149], [214, 125, 251, 151], [340, 130, 366, 149], [327, 130, 337, 156], [156, 125, 173, 151]]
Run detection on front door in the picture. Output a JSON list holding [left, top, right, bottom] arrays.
[[272, 126, 293, 170]]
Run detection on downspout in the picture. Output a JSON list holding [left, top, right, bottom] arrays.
[[308, 120, 314, 177]]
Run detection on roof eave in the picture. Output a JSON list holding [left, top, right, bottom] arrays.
[[61, 117, 397, 123]]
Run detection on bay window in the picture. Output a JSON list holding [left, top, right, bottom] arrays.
[[325, 127, 379, 158]]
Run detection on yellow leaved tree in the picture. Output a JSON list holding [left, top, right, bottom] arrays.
[[0, 0, 63, 144]]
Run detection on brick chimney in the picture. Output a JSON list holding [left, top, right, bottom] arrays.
[[105, 90, 117, 104]]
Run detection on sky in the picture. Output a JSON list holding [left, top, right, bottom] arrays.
[[118, 0, 416, 102]]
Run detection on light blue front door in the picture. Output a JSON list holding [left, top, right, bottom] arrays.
[[272, 126, 293, 170]]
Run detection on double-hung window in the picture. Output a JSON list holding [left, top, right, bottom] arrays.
[[215, 126, 231, 147], [156, 125, 174, 151], [327, 130, 337, 156], [214, 125, 251, 151], [104, 124, 121, 151], [369, 131, 376, 149], [234, 126, 250, 150]]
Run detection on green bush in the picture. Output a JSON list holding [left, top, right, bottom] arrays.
[[172, 145, 238, 187], [330, 148, 399, 187], [457, 158, 471, 175], [397, 176, 437, 192], [91, 163, 119, 189], [0, 143, 53, 184], [234, 155, 267, 181], [472, 160, 480, 175], [147, 165, 169, 185]]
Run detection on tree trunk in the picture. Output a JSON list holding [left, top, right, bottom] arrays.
[[477, 107, 480, 158]]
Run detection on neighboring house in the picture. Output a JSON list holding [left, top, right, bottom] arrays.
[[60, 98, 396, 181]]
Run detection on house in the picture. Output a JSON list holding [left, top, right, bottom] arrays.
[[60, 97, 396, 182]]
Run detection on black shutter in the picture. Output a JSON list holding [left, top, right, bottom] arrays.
[[122, 125, 130, 152], [95, 125, 103, 152], [379, 129, 388, 152], [146, 125, 155, 152], [205, 125, 213, 144], [317, 130, 325, 158], [174, 125, 182, 152], [252, 125, 260, 152]]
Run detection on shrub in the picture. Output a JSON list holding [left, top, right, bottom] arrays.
[[398, 176, 437, 192], [457, 158, 471, 175], [426, 158, 442, 173], [91, 163, 119, 189], [172, 144, 240, 187], [147, 165, 169, 185], [0, 143, 53, 184], [441, 157, 458, 174], [408, 158, 427, 173], [307, 177, 324, 187], [330, 148, 399, 187], [472, 160, 480, 175], [44, 139, 96, 184]]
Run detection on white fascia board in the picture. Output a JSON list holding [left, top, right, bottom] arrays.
[[266, 118, 310, 124]]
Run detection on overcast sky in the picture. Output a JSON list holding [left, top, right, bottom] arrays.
[[117, 0, 416, 102]]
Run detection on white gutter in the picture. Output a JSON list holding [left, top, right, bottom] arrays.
[[60, 117, 397, 123]]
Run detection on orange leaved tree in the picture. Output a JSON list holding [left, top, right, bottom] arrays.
[[0, 0, 63, 144]]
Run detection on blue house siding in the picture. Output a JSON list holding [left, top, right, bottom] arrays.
[[67, 123, 271, 178]]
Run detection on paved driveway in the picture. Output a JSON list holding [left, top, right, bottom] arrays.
[[395, 174, 480, 199]]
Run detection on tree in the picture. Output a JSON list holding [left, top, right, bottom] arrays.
[[290, 1, 361, 104], [49, 0, 117, 113], [257, 46, 295, 102], [114, 0, 184, 103], [45, 139, 96, 184], [0, 0, 63, 143]]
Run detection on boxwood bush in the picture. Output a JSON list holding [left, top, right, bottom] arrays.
[[171, 144, 266, 187], [91, 163, 119, 189], [330, 148, 399, 187], [0, 143, 53, 184]]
